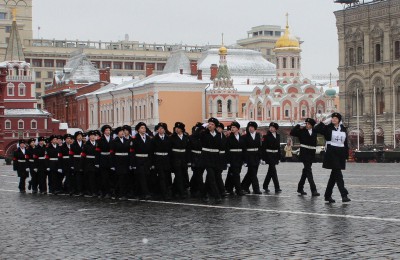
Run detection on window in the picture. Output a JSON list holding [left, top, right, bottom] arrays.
[[32, 60, 42, 67], [47, 71, 53, 78], [301, 106, 307, 118], [113, 62, 122, 70], [35, 71, 41, 78], [35, 93, 41, 99], [257, 102, 262, 117], [242, 103, 246, 114], [18, 120, 24, 129], [217, 100, 222, 113], [5, 120, 11, 129], [18, 83, 26, 96], [349, 48, 354, 66], [375, 44, 381, 62], [227, 100, 232, 113], [135, 63, 144, 70], [291, 57, 295, 69], [56, 60, 65, 68], [283, 58, 287, 69], [395, 41, 400, 60], [276, 58, 279, 69], [7, 83, 14, 96], [357, 47, 363, 64], [31, 120, 37, 129], [35, 82, 41, 89], [5, 26, 11, 33], [37, 104, 42, 109], [125, 62, 133, 70], [0, 12, 7, 19], [157, 63, 165, 71], [44, 60, 54, 67], [102, 62, 111, 68]]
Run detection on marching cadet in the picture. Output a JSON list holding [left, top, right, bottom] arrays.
[[241, 121, 262, 194], [13, 140, 30, 193], [290, 118, 320, 196], [122, 125, 136, 196], [225, 122, 246, 196], [33, 137, 47, 194], [46, 135, 61, 194], [97, 125, 113, 199], [131, 122, 153, 200], [262, 122, 282, 193], [170, 122, 190, 199], [152, 122, 172, 200], [189, 123, 205, 197], [315, 112, 351, 203], [60, 134, 74, 195], [216, 122, 228, 198], [200, 117, 222, 203], [111, 127, 131, 200], [71, 131, 85, 196], [26, 138, 36, 193], [81, 130, 100, 197]]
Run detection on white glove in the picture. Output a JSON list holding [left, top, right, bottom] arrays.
[[26, 168, 30, 172], [260, 160, 266, 165], [95, 165, 99, 168], [110, 167, 115, 171], [150, 166, 155, 170], [243, 163, 247, 167], [58, 169, 63, 173], [133, 167, 136, 170], [129, 166, 133, 170], [187, 163, 191, 166], [34, 168, 38, 172], [227, 164, 231, 167], [202, 123, 209, 128], [71, 167, 74, 170], [323, 117, 332, 125], [46, 168, 50, 171]]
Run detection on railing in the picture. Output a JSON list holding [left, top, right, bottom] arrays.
[[6, 75, 35, 81]]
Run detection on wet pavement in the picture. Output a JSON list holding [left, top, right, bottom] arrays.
[[1, 161, 400, 259]]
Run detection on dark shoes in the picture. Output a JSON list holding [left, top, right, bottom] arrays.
[[312, 191, 320, 197], [298, 190, 307, 196], [275, 189, 282, 193], [325, 197, 336, 203], [342, 196, 351, 202], [119, 196, 128, 201], [264, 189, 270, 193], [253, 190, 262, 195], [214, 198, 222, 204]]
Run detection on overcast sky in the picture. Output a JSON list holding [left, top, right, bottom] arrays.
[[32, 0, 342, 78]]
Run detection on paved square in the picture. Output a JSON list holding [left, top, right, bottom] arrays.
[[1, 161, 399, 259]]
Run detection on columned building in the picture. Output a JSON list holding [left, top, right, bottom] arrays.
[[335, 0, 400, 147]]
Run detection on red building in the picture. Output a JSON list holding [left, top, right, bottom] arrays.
[[0, 18, 63, 158], [42, 52, 110, 129]]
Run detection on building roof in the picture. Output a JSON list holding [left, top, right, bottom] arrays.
[[198, 48, 276, 78], [162, 49, 191, 74], [4, 20, 25, 62], [56, 51, 100, 84], [5, 109, 51, 116], [132, 72, 211, 88]]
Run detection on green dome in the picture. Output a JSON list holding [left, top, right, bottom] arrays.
[[325, 89, 336, 97]]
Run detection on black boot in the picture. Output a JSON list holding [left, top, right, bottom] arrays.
[[312, 191, 320, 197], [297, 190, 307, 196], [325, 197, 335, 203], [342, 196, 351, 202]]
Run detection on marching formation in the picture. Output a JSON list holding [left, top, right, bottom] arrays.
[[13, 113, 351, 204]]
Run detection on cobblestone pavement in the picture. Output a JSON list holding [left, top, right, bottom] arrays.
[[1, 161, 400, 259]]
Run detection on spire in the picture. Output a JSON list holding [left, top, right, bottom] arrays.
[[286, 12, 289, 29], [5, 8, 25, 62]]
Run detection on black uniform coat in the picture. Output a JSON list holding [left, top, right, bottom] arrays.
[[170, 133, 190, 167], [60, 143, 72, 171], [262, 132, 281, 165], [13, 148, 29, 177], [226, 133, 246, 168], [243, 132, 262, 166], [33, 144, 46, 172], [111, 137, 131, 174], [97, 135, 112, 168], [315, 122, 349, 170], [26, 146, 36, 171], [82, 141, 100, 171], [46, 144, 61, 171], [217, 133, 228, 171], [130, 134, 153, 168], [151, 134, 172, 171], [290, 125, 318, 162], [189, 132, 203, 168], [70, 141, 84, 172], [200, 130, 221, 168]]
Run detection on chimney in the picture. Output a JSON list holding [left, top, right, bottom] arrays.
[[210, 64, 218, 80], [247, 78, 250, 85], [180, 69, 183, 75], [197, 69, 202, 80], [99, 67, 111, 82], [190, 60, 197, 76], [146, 64, 154, 77]]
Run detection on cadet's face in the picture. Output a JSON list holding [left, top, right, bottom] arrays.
[[57, 139, 63, 145], [306, 122, 313, 130], [208, 122, 216, 132], [90, 135, 96, 142], [39, 141, 44, 146], [231, 126, 238, 133], [158, 127, 165, 135], [217, 127, 223, 133], [175, 128, 183, 134], [269, 126, 276, 133], [66, 137, 72, 144], [332, 117, 339, 125], [51, 138, 57, 144], [20, 143, 26, 149], [77, 135, 82, 142], [30, 142, 35, 147], [117, 131, 124, 138], [104, 129, 111, 136], [139, 126, 146, 134], [248, 126, 255, 133], [124, 130, 130, 136]]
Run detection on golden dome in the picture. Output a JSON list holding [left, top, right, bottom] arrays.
[[219, 45, 227, 55], [275, 14, 300, 50]]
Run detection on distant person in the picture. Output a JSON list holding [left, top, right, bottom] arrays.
[[284, 139, 293, 162]]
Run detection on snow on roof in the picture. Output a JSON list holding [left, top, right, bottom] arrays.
[[132, 72, 211, 88], [59, 53, 100, 83], [198, 48, 276, 77], [163, 49, 191, 74], [67, 128, 83, 135], [5, 109, 51, 116], [110, 76, 135, 85], [59, 123, 68, 130]]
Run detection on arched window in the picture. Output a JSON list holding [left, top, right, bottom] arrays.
[[122, 107, 125, 122], [349, 48, 354, 66], [7, 83, 14, 96], [227, 100, 232, 113], [301, 105, 307, 118], [349, 80, 364, 117], [31, 120, 37, 129], [257, 102, 262, 117], [291, 57, 295, 68], [217, 100, 222, 113], [375, 44, 381, 62], [13, 67, 18, 76], [284, 104, 291, 118], [150, 103, 153, 118], [373, 78, 384, 115], [357, 47, 363, 64], [18, 120, 24, 129], [5, 120, 11, 129], [18, 83, 26, 96]]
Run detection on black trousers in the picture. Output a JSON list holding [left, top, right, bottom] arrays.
[[30, 169, 39, 192], [38, 169, 47, 193], [85, 170, 97, 195], [190, 167, 205, 195], [76, 171, 85, 194], [49, 169, 59, 193], [63, 167, 74, 193], [324, 169, 349, 198], [100, 167, 112, 196], [156, 166, 170, 197], [202, 167, 221, 199], [241, 165, 260, 192], [263, 164, 280, 191], [226, 166, 242, 194], [135, 165, 150, 197], [172, 160, 186, 196], [18, 171, 27, 191], [298, 162, 317, 192], [215, 169, 225, 195]]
